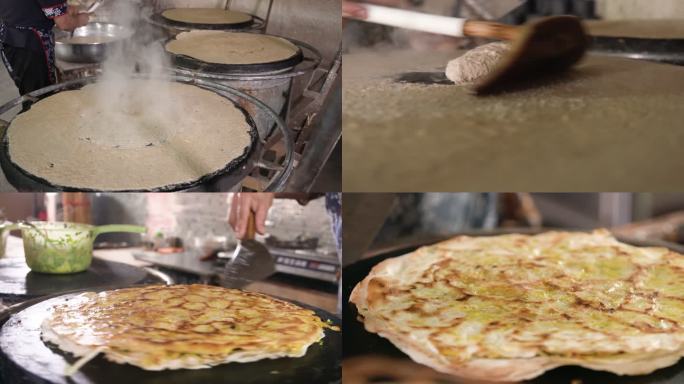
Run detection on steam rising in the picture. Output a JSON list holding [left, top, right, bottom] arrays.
[[79, 0, 182, 149]]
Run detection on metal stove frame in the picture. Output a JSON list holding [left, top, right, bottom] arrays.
[[170, 36, 328, 191]]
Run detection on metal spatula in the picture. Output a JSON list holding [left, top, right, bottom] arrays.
[[221, 211, 276, 289]]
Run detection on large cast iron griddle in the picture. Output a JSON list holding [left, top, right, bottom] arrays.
[[343, 229, 684, 384], [152, 12, 255, 31], [0, 237, 151, 305], [590, 35, 684, 65], [0, 289, 341, 384], [166, 35, 304, 75], [0, 77, 260, 192], [586, 20, 684, 65]]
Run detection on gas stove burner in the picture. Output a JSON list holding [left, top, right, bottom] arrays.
[[214, 246, 338, 283]]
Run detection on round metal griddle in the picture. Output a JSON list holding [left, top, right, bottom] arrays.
[[0, 289, 341, 384], [151, 11, 255, 31], [343, 229, 684, 384], [0, 75, 294, 192], [587, 20, 684, 66], [590, 35, 684, 65], [166, 34, 304, 75], [147, 11, 266, 34]]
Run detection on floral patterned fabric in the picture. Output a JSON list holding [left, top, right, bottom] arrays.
[[40, 3, 68, 19]]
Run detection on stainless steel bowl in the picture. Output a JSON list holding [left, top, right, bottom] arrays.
[[55, 22, 132, 63]]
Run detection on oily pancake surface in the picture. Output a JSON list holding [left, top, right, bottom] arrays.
[[350, 230, 684, 382], [161, 8, 253, 25], [7, 80, 253, 191], [42, 285, 335, 370], [165, 31, 299, 66]]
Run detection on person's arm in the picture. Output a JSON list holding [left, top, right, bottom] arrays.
[[39, 1, 89, 31], [343, 1, 369, 19], [228, 194, 327, 239], [343, 0, 404, 19]]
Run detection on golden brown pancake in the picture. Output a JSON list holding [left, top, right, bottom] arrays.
[[351, 230, 684, 382], [42, 285, 337, 370]]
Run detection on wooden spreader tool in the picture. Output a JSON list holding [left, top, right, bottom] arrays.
[[222, 211, 276, 288], [345, 2, 589, 94]]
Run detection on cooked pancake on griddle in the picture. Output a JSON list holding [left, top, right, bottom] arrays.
[[165, 31, 299, 66], [161, 8, 253, 26], [42, 285, 337, 371], [6, 80, 253, 191], [350, 230, 684, 382]]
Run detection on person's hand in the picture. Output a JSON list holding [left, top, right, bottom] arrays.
[[69, 6, 90, 28], [67, 5, 79, 17], [343, 0, 404, 19], [343, 1, 368, 19], [55, 6, 89, 31], [228, 193, 275, 240], [76, 12, 90, 28]]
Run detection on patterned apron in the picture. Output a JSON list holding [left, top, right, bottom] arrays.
[[0, 2, 65, 85]]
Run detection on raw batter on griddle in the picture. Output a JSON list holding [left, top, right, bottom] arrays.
[[161, 8, 252, 25], [445, 42, 510, 85], [343, 49, 684, 191], [7, 80, 253, 191], [165, 31, 299, 66]]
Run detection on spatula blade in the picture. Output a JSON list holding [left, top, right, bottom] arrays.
[[475, 15, 589, 95], [221, 240, 275, 289]]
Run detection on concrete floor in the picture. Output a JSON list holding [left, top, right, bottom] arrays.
[[0, 63, 18, 192]]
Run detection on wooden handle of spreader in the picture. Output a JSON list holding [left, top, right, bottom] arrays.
[[346, 2, 521, 41], [245, 211, 257, 241], [463, 20, 521, 41]]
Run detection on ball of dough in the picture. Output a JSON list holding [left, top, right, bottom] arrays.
[[445, 42, 510, 85]]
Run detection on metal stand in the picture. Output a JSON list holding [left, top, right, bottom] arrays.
[[284, 47, 342, 191]]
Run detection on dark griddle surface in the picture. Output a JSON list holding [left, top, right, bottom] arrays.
[[152, 12, 255, 31], [343, 231, 684, 384], [0, 290, 341, 384], [0, 237, 149, 304]]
